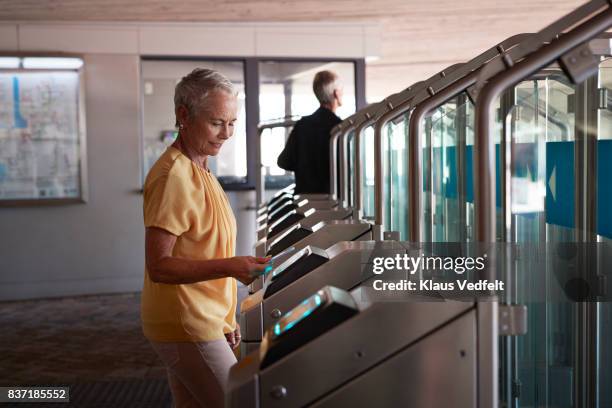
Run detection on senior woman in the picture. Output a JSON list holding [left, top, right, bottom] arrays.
[[141, 68, 268, 408]]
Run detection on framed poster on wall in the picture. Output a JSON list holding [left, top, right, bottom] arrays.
[[0, 55, 87, 205]]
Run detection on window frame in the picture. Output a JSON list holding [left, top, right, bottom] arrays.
[[140, 55, 365, 191]]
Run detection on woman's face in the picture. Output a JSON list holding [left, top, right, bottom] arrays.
[[183, 90, 238, 157]]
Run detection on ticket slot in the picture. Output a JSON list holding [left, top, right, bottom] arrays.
[[266, 194, 293, 213], [259, 286, 358, 369], [267, 210, 305, 238], [264, 246, 329, 299], [266, 224, 311, 256], [268, 202, 298, 223]]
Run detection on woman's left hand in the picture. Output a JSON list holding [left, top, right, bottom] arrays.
[[225, 324, 241, 350]]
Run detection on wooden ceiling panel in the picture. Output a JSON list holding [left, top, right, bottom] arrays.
[[0, 0, 582, 22], [0, 0, 586, 100]]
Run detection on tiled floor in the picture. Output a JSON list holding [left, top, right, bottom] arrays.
[[0, 293, 166, 386]]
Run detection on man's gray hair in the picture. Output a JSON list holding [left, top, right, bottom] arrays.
[[174, 68, 236, 126], [312, 70, 340, 105]]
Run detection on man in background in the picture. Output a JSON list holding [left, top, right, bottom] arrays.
[[277, 70, 343, 194]]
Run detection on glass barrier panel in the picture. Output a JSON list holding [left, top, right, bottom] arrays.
[[428, 97, 467, 243], [507, 75, 577, 408], [383, 120, 392, 231], [422, 93, 475, 244], [347, 130, 355, 207], [361, 125, 375, 220], [384, 114, 409, 240]]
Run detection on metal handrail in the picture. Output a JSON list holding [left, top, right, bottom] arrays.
[[474, 1, 612, 245], [472, 0, 611, 102], [369, 34, 529, 241], [333, 102, 386, 208], [406, 34, 611, 242]]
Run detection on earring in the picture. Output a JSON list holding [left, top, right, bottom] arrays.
[[179, 123, 184, 130]]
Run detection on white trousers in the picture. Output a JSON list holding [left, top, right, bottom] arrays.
[[150, 339, 237, 408]]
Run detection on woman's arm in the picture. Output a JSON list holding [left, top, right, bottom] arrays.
[[145, 226, 269, 285]]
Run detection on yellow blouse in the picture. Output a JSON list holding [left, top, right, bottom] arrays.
[[141, 146, 238, 342]]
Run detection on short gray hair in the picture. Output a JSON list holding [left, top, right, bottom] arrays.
[[313, 70, 339, 105], [174, 68, 236, 126]]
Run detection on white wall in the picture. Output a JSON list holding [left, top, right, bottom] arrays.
[[0, 21, 379, 300], [0, 54, 144, 300]]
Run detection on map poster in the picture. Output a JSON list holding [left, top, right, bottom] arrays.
[[0, 71, 83, 202]]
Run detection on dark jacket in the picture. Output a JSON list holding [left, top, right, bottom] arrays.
[[277, 107, 342, 194]]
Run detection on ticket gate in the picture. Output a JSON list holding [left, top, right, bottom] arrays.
[[229, 285, 491, 408], [241, 240, 408, 355], [258, 219, 372, 258], [258, 193, 332, 215], [258, 184, 295, 212], [260, 182, 294, 200], [257, 197, 338, 228], [249, 220, 373, 293], [255, 207, 354, 255], [258, 207, 353, 241]]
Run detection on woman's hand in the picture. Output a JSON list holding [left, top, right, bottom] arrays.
[[225, 256, 271, 285], [146, 227, 272, 284], [225, 324, 241, 350]]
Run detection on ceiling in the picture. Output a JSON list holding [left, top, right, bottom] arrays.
[[0, 0, 586, 101]]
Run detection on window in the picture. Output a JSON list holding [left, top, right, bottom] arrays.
[[140, 57, 365, 192], [258, 61, 357, 187], [141, 59, 247, 185]]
